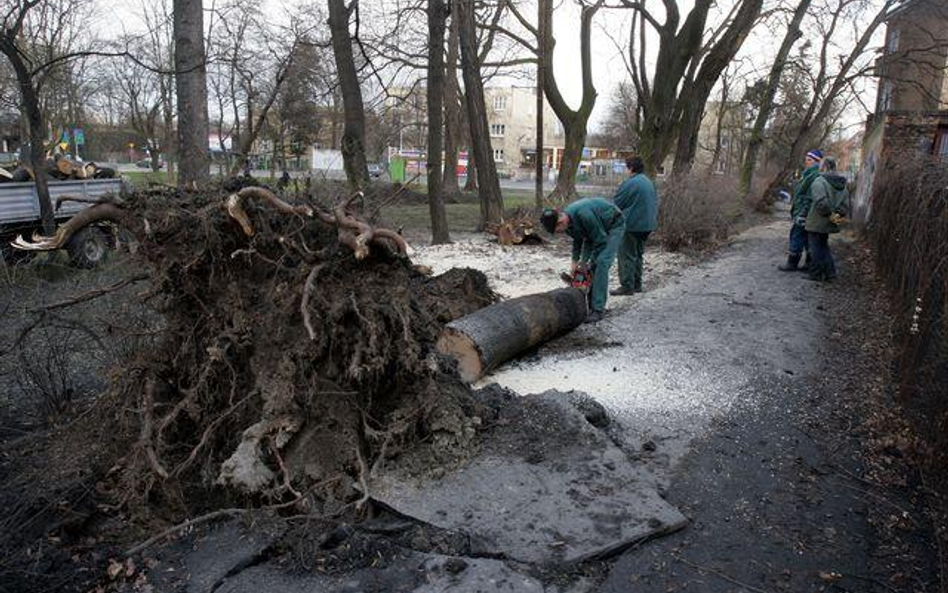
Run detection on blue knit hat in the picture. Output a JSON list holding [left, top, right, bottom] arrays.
[[806, 149, 824, 161]]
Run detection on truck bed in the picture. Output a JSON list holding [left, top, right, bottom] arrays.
[[0, 178, 124, 229]]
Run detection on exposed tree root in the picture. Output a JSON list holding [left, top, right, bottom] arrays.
[[10, 181, 494, 530]]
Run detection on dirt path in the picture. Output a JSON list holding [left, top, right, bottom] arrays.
[[486, 216, 823, 484], [476, 215, 939, 591]]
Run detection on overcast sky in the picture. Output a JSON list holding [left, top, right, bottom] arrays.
[[97, 0, 885, 137]]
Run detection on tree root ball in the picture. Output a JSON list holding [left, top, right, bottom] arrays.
[[55, 183, 497, 517]]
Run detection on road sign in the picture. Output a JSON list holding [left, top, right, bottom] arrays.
[[73, 128, 85, 145], [60, 130, 70, 143]]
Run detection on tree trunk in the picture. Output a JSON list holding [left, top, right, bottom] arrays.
[[552, 120, 586, 202], [672, 0, 763, 176], [328, 0, 370, 190], [442, 1, 461, 195], [540, 0, 601, 202], [173, 0, 210, 188], [633, 2, 710, 175], [427, 0, 451, 244], [437, 288, 587, 382], [706, 83, 730, 175], [535, 0, 545, 208], [0, 36, 54, 233], [457, 0, 503, 227], [739, 0, 812, 195], [463, 148, 477, 191]]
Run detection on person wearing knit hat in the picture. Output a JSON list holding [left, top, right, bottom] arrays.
[[778, 149, 823, 272]]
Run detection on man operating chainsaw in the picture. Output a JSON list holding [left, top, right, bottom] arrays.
[[540, 197, 624, 324]]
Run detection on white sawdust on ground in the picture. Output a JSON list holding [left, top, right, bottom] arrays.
[[411, 232, 696, 300]]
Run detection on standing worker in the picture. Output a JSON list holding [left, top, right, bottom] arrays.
[[779, 149, 823, 271], [610, 156, 658, 295], [540, 197, 625, 324], [804, 156, 849, 282]]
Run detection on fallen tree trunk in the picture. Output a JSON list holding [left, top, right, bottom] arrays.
[[437, 287, 587, 382]]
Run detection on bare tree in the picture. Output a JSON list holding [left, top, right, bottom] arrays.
[[174, 0, 210, 187], [328, 0, 370, 190], [670, 0, 764, 175], [597, 81, 640, 151], [738, 0, 812, 195], [457, 0, 503, 226], [0, 0, 101, 233], [613, 0, 763, 174], [427, 0, 451, 243], [442, 2, 462, 195], [539, 0, 603, 201], [761, 0, 898, 199], [114, 39, 166, 170]]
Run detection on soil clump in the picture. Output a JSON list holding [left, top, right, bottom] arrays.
[[0, 181, 497, 592]]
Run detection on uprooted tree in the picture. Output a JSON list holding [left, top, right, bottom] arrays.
[[12, 183, 495, 515]]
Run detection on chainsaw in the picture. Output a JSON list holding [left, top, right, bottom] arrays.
[[560, 263, 593, 291]]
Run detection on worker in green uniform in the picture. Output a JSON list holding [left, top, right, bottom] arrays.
[[540, 197, 625, 324], [610, 156, 658, 295]]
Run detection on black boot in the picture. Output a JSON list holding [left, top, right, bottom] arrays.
[[778, 253, 801, 271], [798, 253, 811, 273]]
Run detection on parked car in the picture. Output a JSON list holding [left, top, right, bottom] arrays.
[[135, 159, 165, 169], [367, 163, 384, 178]]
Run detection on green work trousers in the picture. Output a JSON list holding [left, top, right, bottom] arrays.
[[589, 224, 624, 313], [618, 231, 651, 291]]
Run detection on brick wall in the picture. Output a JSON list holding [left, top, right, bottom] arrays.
[[880, 111, 948, 157]]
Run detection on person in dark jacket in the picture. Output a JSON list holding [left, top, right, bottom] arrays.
[[779, 149, 823, 271], [804, 156, 849, 282], [540, 197, 625, 324], [610, 156, 658, 295]]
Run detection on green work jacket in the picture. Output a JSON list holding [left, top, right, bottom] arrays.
[[613, 173, 658, 232], [791, 164, 821, 219], [564, 197, 624, 263]]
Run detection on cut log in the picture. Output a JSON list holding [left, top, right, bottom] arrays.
[[437, 287, 587, 382]]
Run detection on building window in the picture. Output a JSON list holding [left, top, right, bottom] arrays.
[[490, 123, 506, 137], [887, 29, 900, 54], [935, 127, 948, 158], [493, 96, 507, 111], [493, 148, 505, 161]]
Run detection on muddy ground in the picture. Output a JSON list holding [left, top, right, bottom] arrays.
[[0, 201, 944, 592]]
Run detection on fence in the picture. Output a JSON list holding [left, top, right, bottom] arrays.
[[866, 157, 948, 475]]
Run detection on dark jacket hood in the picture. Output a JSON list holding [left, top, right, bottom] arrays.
[[823, 173, 848, 191]]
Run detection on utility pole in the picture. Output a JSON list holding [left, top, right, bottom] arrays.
[[534, 0, 544, 208]]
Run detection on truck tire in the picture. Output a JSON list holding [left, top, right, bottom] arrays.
[[66, 226, 109, 268]]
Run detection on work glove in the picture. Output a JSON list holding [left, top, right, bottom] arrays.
[[829, 212, 847, 226], [794, 215, 807, 227]]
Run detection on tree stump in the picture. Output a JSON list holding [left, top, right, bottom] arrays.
[[437, 288, 588, 382]]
